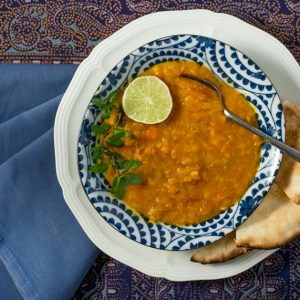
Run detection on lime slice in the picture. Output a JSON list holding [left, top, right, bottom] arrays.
[[122, 76, 173, 124]]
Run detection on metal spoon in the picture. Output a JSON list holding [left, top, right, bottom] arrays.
[[181, 74, 300, 163]]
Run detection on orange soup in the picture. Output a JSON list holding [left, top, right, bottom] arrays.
[[104, 61, 262, 226]]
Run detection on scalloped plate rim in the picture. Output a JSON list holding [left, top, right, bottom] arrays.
[[54, 9, 300, 280]]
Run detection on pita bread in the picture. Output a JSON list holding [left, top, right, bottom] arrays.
[[236, 183, 300, 249], [282, 100, 300, 148], [191, 231, 249, 264], [275, 100, 300, 204]]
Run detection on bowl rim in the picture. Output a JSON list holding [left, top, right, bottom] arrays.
[[77, 33, 284, 251]]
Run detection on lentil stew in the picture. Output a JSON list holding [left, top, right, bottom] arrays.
[[104, 61, 262, 226]]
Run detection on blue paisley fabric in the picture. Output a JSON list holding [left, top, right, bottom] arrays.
[[1, 0, 300, 64], [1, 1, 299, 299]]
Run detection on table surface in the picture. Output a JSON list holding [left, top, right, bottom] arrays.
[[1, 1, 299, 299]]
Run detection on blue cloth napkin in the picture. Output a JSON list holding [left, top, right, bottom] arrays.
[[0, 64, 99, 300]]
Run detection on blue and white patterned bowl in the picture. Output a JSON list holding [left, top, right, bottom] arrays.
[[77, 34, 284, 251]]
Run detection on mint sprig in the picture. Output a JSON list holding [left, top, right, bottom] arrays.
[[89, 163, 109, 173], [112, 173, 142, 199], [89, 88, 142, 199], [116, 159, 142, 172], [107, 128, 131, 147], [91, 123, 111, 135]]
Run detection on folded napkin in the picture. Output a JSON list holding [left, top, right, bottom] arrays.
[[0, 64, 99, 300]]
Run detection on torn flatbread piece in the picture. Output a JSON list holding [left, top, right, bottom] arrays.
[[276, 100, 300, 204], [282, 100, 300, 148], [236, 183, 300, 249], [191, 231, 248, 264]]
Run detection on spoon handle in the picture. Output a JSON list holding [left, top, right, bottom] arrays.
[[225, 110, 300, 163]]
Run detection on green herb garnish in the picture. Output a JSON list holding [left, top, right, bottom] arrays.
[[112, 173, 142, 199], [107, 89, 120, 103], [91, 123, 111, 135], [91, 145, 113, 161], [107, 128, 131, 147], [116, 159, 142, 172], [89, 89, 142, 199], [89, 163, 109, 173]]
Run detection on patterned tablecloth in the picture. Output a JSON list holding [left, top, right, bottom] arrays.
[[2, 1, 299, 299]]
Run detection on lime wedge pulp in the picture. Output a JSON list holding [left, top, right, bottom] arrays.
[[122, 76, 173, 124]]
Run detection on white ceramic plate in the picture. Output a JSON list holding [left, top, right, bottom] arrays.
[[54, 10, 300, 281]]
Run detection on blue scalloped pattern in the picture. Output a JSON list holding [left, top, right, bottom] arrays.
[[77, 34, 284, 251]]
